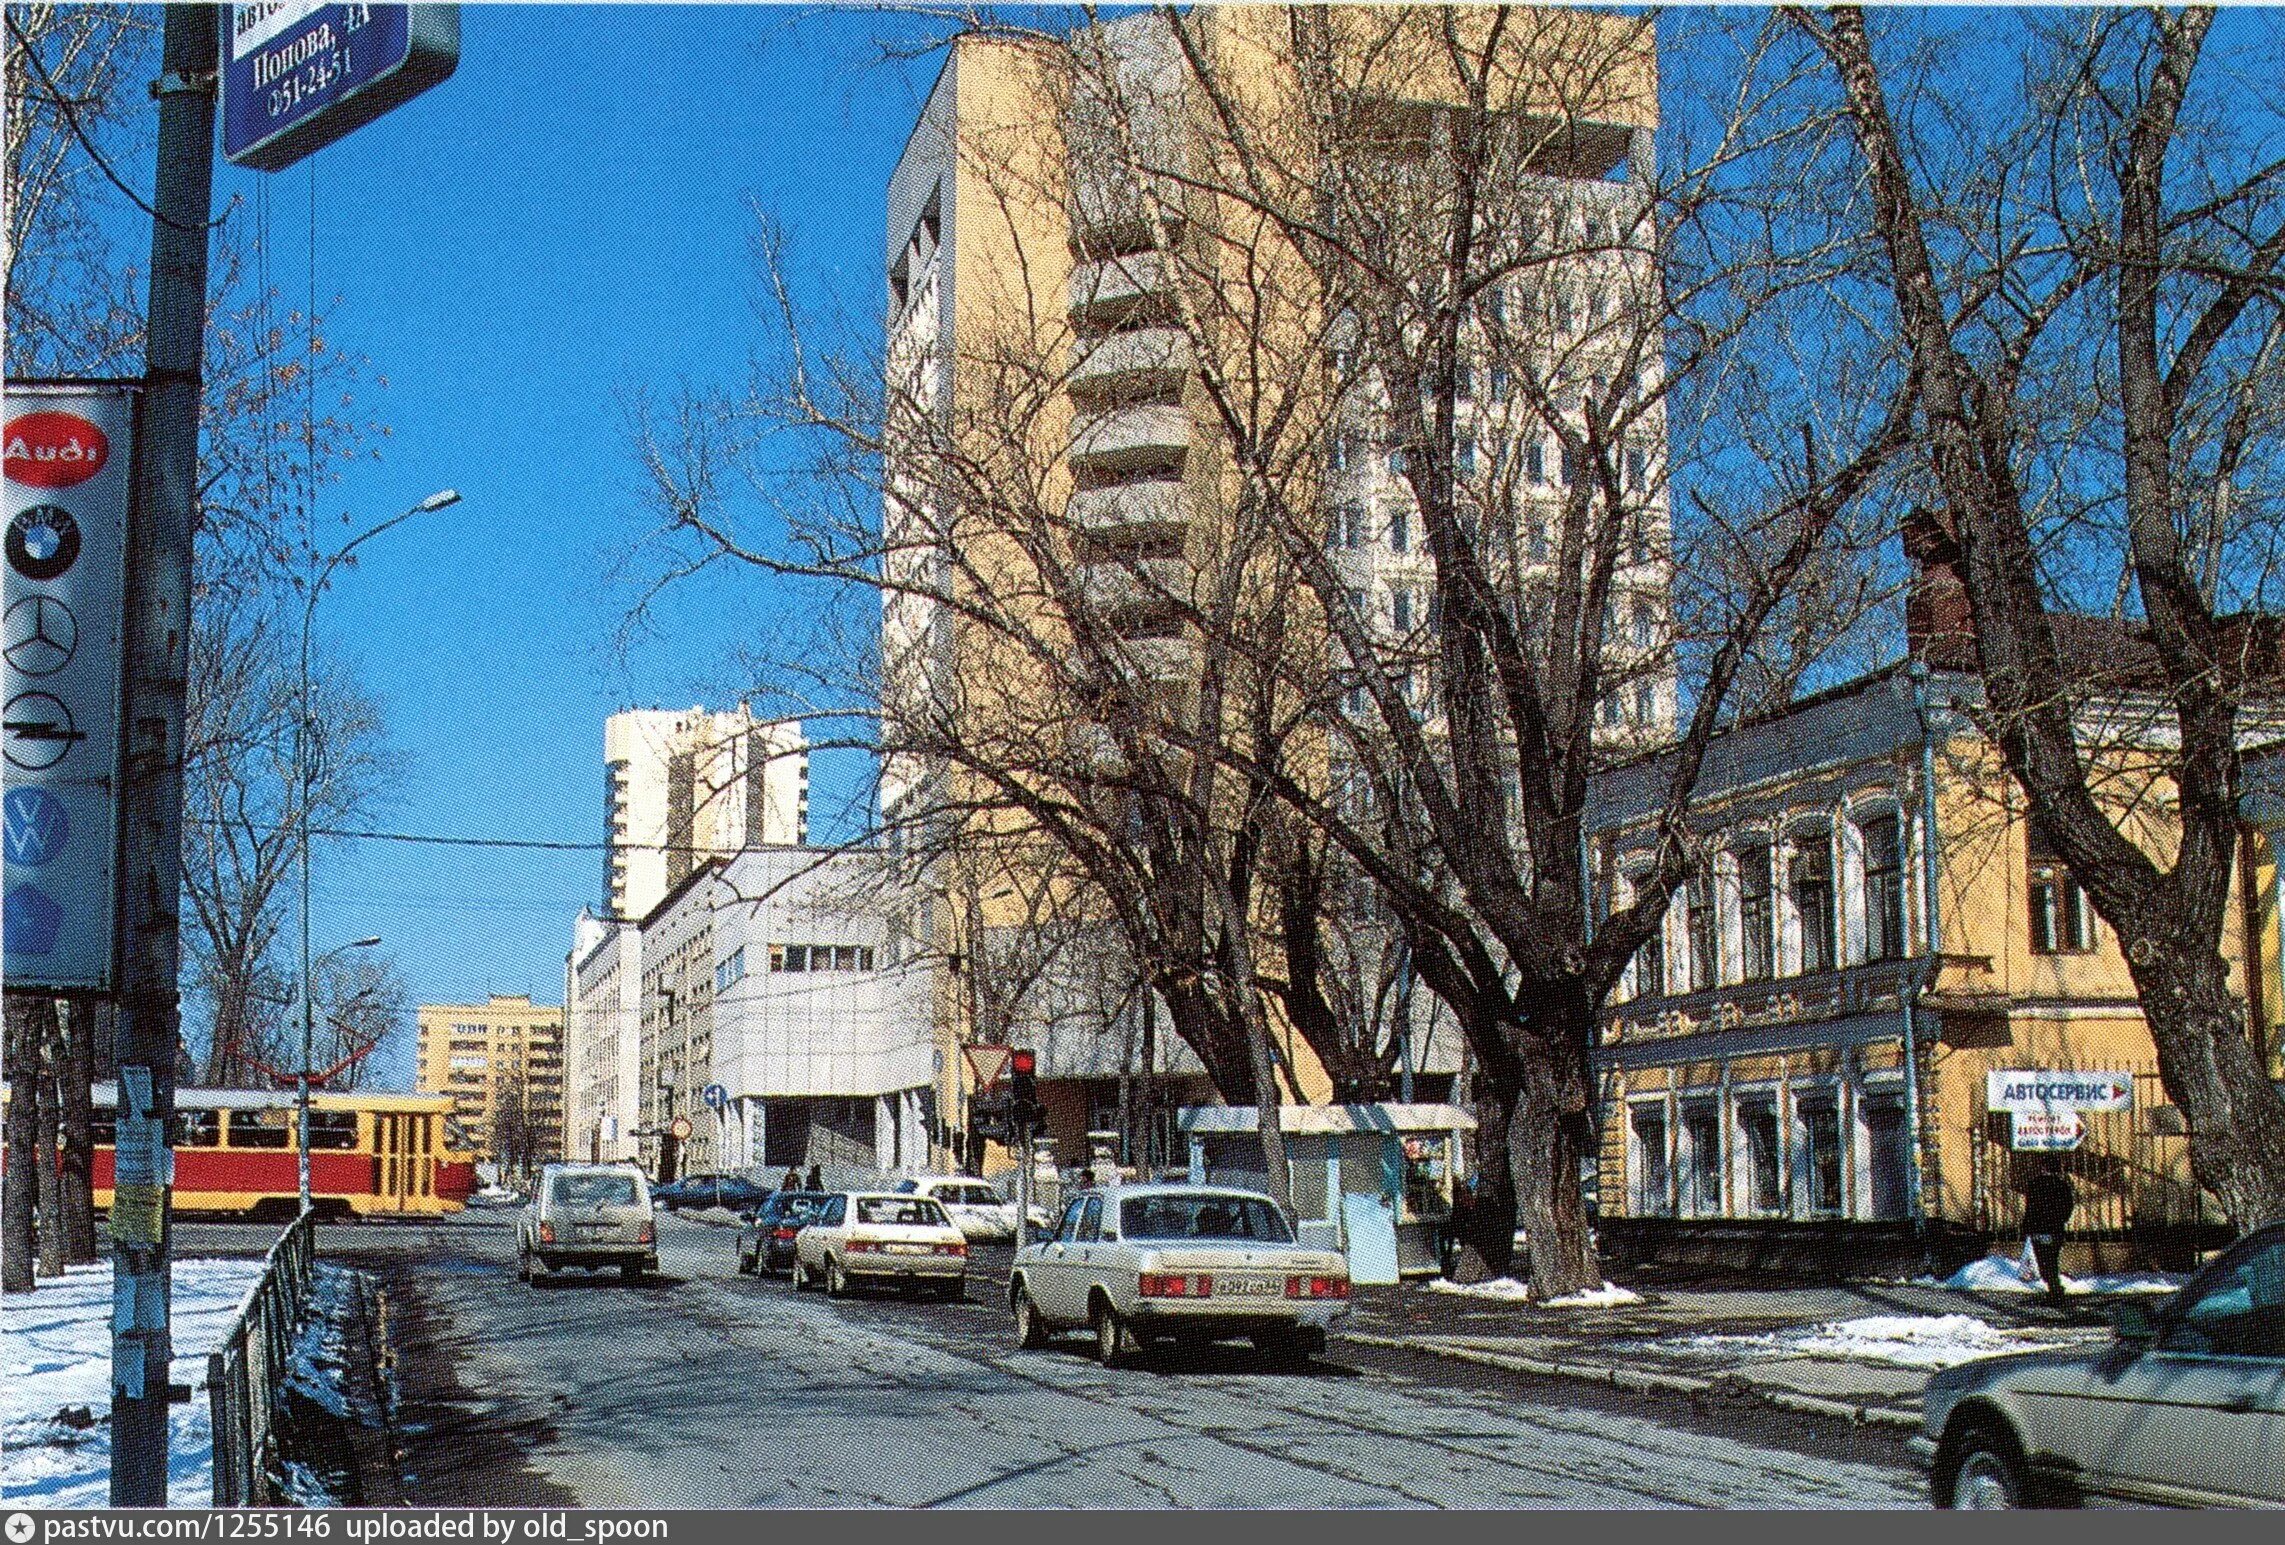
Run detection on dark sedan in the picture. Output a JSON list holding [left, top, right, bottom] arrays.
[[737, 1190, 831, 1276], [654, 1173, 773, 1213]]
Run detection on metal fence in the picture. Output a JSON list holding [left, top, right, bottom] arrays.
[[206, 1210, 316, 1506], [1969, 1060, 2228, 1236]]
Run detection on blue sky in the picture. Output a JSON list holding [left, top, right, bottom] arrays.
[[213, 5, 955, 1052]]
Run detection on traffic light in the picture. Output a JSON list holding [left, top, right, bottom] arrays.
[[1009, 1048, 1038, 1135]]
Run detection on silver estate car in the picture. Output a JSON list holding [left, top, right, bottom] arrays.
[[1009, 1184, 1351, 1366], [1920, 1220, 2285, 1508], [517, 1162, 658, 1283]]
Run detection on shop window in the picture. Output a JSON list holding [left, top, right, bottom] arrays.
[[1789, 832, 1835, 975], [1681, 1103, 1722, 1216], [1738, 1098, 1782, 1213], [1861, 812, 1906, 962], [2029, 830, 2095, 953], [1685, 871, 1717, 993], [1629, 1104, 1672, 1216], [1735, 842, 1774, 982], [1799, 1098, 1843, 1215]]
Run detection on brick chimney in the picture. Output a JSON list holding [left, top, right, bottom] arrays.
[[1903, 507, 1973, 667]]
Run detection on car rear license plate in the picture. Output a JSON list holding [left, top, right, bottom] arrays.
[[1216, 1275, 1280, 1297], [885, 1243, 927, 1254], [578, 1224, 607, 1239]]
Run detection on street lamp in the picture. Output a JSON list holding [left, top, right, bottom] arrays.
[[296, 488, 460, 1213]]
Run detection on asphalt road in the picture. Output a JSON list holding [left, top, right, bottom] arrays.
[[181, 1211, 1923, 1509]]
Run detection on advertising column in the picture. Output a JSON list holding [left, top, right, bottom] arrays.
[[4, 383, 135, 992]]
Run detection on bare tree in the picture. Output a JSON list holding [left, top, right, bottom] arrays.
[[1796, 4, 2285, 1227]]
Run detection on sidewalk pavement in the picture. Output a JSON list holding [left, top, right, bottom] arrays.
[[1336, 1269, 2132, 1433]]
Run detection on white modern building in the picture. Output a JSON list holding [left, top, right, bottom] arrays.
[[563, 909, 640, 1163], [602, 705, 808, 921]]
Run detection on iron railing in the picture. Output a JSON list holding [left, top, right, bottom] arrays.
[[206, 1210, 317, 1506]]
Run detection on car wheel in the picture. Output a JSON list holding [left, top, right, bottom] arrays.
[[621, 1261, 644, 1283], [791, 1257, 813, 1291], [1014, 1287, 1051, 1350], [826, 1257, 850, 1298], [1092, 1298, 1139, 1367], [1943, 1423, 2031, 1510], [937, 1277, 966, 1303], [737, 1246, 755, 1276], [516, 1248, 531, 1284]]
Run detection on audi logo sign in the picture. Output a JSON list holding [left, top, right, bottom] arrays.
[[3, 411, 111, 488]]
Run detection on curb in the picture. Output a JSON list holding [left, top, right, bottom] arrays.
[[1341, 1332, 1923, 1433]]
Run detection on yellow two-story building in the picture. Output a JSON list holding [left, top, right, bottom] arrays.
[[1585, 642, 2271, 1270]]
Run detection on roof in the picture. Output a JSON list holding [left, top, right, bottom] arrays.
[[1919, 610, 2285, 695], [1176, 1102, 1478, 1135]]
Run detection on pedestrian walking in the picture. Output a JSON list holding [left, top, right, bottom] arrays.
[[2020, 1158, 2076, 1306], [1077, 1167, 1097, 1190], [805, 1162, 823, 1192], [780, 1167, 801, 1195]]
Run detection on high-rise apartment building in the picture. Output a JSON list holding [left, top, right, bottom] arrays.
[[880, 8, 1668, 1163], [414, 994, 566, 1168], [602, 706, 808, 921]]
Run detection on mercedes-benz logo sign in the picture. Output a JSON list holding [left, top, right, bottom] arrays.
[[3, 594, 76, 676], [7, 504, 82, 581]]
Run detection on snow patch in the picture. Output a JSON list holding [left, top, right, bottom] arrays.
[[1428, 1277, 1643, 1307], [3, 1256, 267, 1506], [1675, 1313, 2105, 1370], [1910, 1253, 2186, 1296]]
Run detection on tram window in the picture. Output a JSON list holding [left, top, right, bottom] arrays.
[[227, 1109, 293, 1148], [307, 1112, 360, 1150], [176, 1110, 221, 1148], [419, 1119, 432, 1154]]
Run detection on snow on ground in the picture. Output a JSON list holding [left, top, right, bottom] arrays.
[[2, 1257, 266, 1507], [1914, 1253, 2186, 1296], [1428, 1277, 1645, 1308], [1673, 1313, 2107, 1370]]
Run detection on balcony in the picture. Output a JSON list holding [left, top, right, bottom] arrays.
[[1070, 404, 1190, 475], [1070, 327, 1190, 400], [1117, 633, 1199, 682], [1068, 478, 1186, 534], [1076, 557, 1190, 616], [1068, 251, 1174, 324]]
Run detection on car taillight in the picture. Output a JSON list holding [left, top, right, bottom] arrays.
[[637, 1224, 655, 1246], [1285, 1274, 1349, 1299], [1139, 1272, 1213, 1297], [935, 1242, 967, 1257], [538, 1222, 555, 1244], [773, 1227, 798, 1241]]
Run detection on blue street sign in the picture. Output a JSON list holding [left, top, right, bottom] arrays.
[[3, 786, 69, 866], [222, 5, 459, 173], [702, 1083, 728, 1112]]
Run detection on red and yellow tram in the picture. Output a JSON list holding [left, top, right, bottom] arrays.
[[84, 1084, 480, 1221]]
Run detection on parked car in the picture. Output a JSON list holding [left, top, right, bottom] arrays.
[[1008, 1184, 1351, 1366], [652, 1172, 772, 1213], [737, 1190, 831, 1276], [517, 1162, 658, 1283], [791, 1192, 968, 1298], [895, 1175, 1021, 1242], [1919, 1219, 2285, 1507]]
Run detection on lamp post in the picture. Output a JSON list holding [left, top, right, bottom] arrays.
[[292, 933, 382, 1211], [296, 489, 460, 1213]]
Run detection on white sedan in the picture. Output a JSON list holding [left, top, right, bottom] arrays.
[[1009, 1184, 1350, 1365], [895, 1175, 1021, 1241], [792, 1191, 969, 1298]]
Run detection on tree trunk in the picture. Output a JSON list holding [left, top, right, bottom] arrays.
[[35, 1001, 64, 1277], [4, 997, 39, 1291], [1510, 1035, 1602, 1301], [2128, 946, 2285, 1228], [59, 998, 97, 1263], [1459, 1065, 1519, 1278]]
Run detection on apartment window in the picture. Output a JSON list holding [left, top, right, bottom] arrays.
[[1630, 598, 1655, 650], [1861, 812, 1906, 962], [1789, 831, 1835, 975], [1347, 588, 1367, 619], [1388, 507, 1409, 553], [1634, 680, 1655, 725], [1328, 502, 1365, 551], [1560, 444, 1579, 487], [1736, 842, 1775, 982], [1625, 446, 1647, 494], [1485, 286, 1507, 327], [1489, 365, 1510, 402], [1526, 441, 1546, 484], [1629, 1103, 1672, 1217], [1681, 1102, 1721, 1216], [1686, 870, 1717, 993], [716, 946, 746, 995], [1455, 363, 1474, 401], [1526, 513, 1549, 564], [1629, 892, 1665, 1000], [1800, 1097, 1843, 1215], [2029, 829, 2095, 953], [1455, 439, 1476, 478], [1738, 1097, 1783, 1214], [1391, 587, 1413, 633]]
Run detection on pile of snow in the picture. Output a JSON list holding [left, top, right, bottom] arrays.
[[1675, 1313, 2105, 1370], [3, 1257, 267, 1506], [1428, 1277, 1644, 1308], [1921, 1253, 2186, 1296]]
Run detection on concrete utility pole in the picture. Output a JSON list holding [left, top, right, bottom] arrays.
[[110, 2, 217, 1506]]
